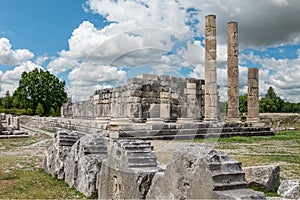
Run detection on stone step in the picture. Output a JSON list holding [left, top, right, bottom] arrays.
[[128, 157, 157, 164], [120, 131, 274, 140], [209, 162, 242, 173], [58, 141, 77, 147], [212, 172, 246, 185], [124, 144, 153, 149], [83, 146, 107, 154], [127, 151, 155, 157], [128, 163, 158, 168], [213, 181, 248, 191]]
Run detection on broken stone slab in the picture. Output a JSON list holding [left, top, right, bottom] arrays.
[[98, 139, 160, 199], [146, 144, 265, 199], [64, 134, 108, 197], [243, 165, 280, 192], [277, 180, 299, 199], [43, 130, 79, 179]]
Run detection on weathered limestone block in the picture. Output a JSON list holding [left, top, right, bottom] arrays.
[[64, 134, 108, 197], [146, 144, 265, 199], [247, 68, 259, 122], [98, 140, 159, 199], [205, 15, 219, 121], [227, 22, 240, 121], [243, 165, 280, 191], [43, 131, 79, 179], [277, 180, 299, 199]]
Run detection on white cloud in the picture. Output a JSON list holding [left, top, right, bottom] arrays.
[[241, 51, 300, 102], [43, 0, 300, 103], [35, 56, 49, 66], [0, 37, 34, 66], [0, 61, 43, 96], [67, 63, 126, 101]]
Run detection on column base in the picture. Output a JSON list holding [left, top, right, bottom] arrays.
[[246, 118, 260, 123], [204, 118, 220, 122], [176, 118, 194, 124], [95, 117, 111, 124], [146, 118, 165, 124], [226, 118, 241, 123]]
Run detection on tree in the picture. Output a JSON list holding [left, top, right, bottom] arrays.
[[2, 91, 13, 109], [49, 107, 56, 117], [239, 94, 248, 114], [36, 103, 44, 116], [259, 86, 284, 113], [13, 68, 67, 115]]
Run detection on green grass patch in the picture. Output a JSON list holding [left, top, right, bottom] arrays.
[[249, 185, 278, 197], [0, 169, 86, 199]]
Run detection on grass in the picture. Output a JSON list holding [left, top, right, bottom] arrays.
[[0, 169, 86, 199], [0, 132, 87, 199]]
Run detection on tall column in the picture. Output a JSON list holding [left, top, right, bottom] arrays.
[[205, 15, 219, 121], [247, 68, 260, 122], [227, 22, 240, 122]]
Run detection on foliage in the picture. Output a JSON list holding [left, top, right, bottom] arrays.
[[239, 94, 248, 114], [12, 68, 67, 116], [2, 91, 13, 109], [260, 87, 284, 113], [36, 103, 44, 116], [49, 107, 56, 116], [0, 108, 32, 116]]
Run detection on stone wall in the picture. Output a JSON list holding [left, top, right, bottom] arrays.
[[61, 74, 205, 122]]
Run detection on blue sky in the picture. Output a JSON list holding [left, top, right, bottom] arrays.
[[0, 0, 300, 103]]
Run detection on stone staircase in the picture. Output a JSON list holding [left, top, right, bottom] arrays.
[[20, 116, 274, 140], [57, 132, 79, 147], [118, 140, 158, 169], [119, 122, 274, 140]]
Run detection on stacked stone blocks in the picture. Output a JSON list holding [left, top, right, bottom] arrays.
[[227, 22, 240, 121], [205, 15, 219, 121]]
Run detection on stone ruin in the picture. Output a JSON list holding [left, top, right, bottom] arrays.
[[146, 144, 265, 199], [38, 14, 273, 141], [43, 131, 79, 179], [98, 140, 159, 199], [44, 130, 266, 199], [0, 113, 28, 138]]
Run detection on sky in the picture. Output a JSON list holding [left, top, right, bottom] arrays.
[[0, 0, 300, 103]]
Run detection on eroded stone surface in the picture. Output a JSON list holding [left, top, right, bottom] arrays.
[[146, 144, 265, 199], [243, 165, 280, 192], [277, 180, 299, 199], [227, 22, 240, 121], [98, 139, 160, 199], [64, 134, 108, 197], [248, 68, 260, 122], [43, 131, 79, 179], [205, 15, 219, 121]]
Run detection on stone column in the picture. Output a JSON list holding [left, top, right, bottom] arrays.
[[205, 15, 219, 121], [247, 68, 260, 122], [227, 22, 240, 122]]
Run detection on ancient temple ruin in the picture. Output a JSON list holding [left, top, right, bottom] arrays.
[[20, 14, 278, 199]]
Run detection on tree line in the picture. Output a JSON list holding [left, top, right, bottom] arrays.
[[0, 69, 67, 116], [220, 86, 300, 116]]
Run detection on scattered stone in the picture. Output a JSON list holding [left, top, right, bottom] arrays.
[[43, 130, 79, 179], [277, 180, 299, 199], [243, 165, 280, 192], [64, 134, 108, 197], [146, 144, 265, 199]]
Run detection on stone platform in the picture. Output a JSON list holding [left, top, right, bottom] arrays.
[[20, 116, 274, 140]]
